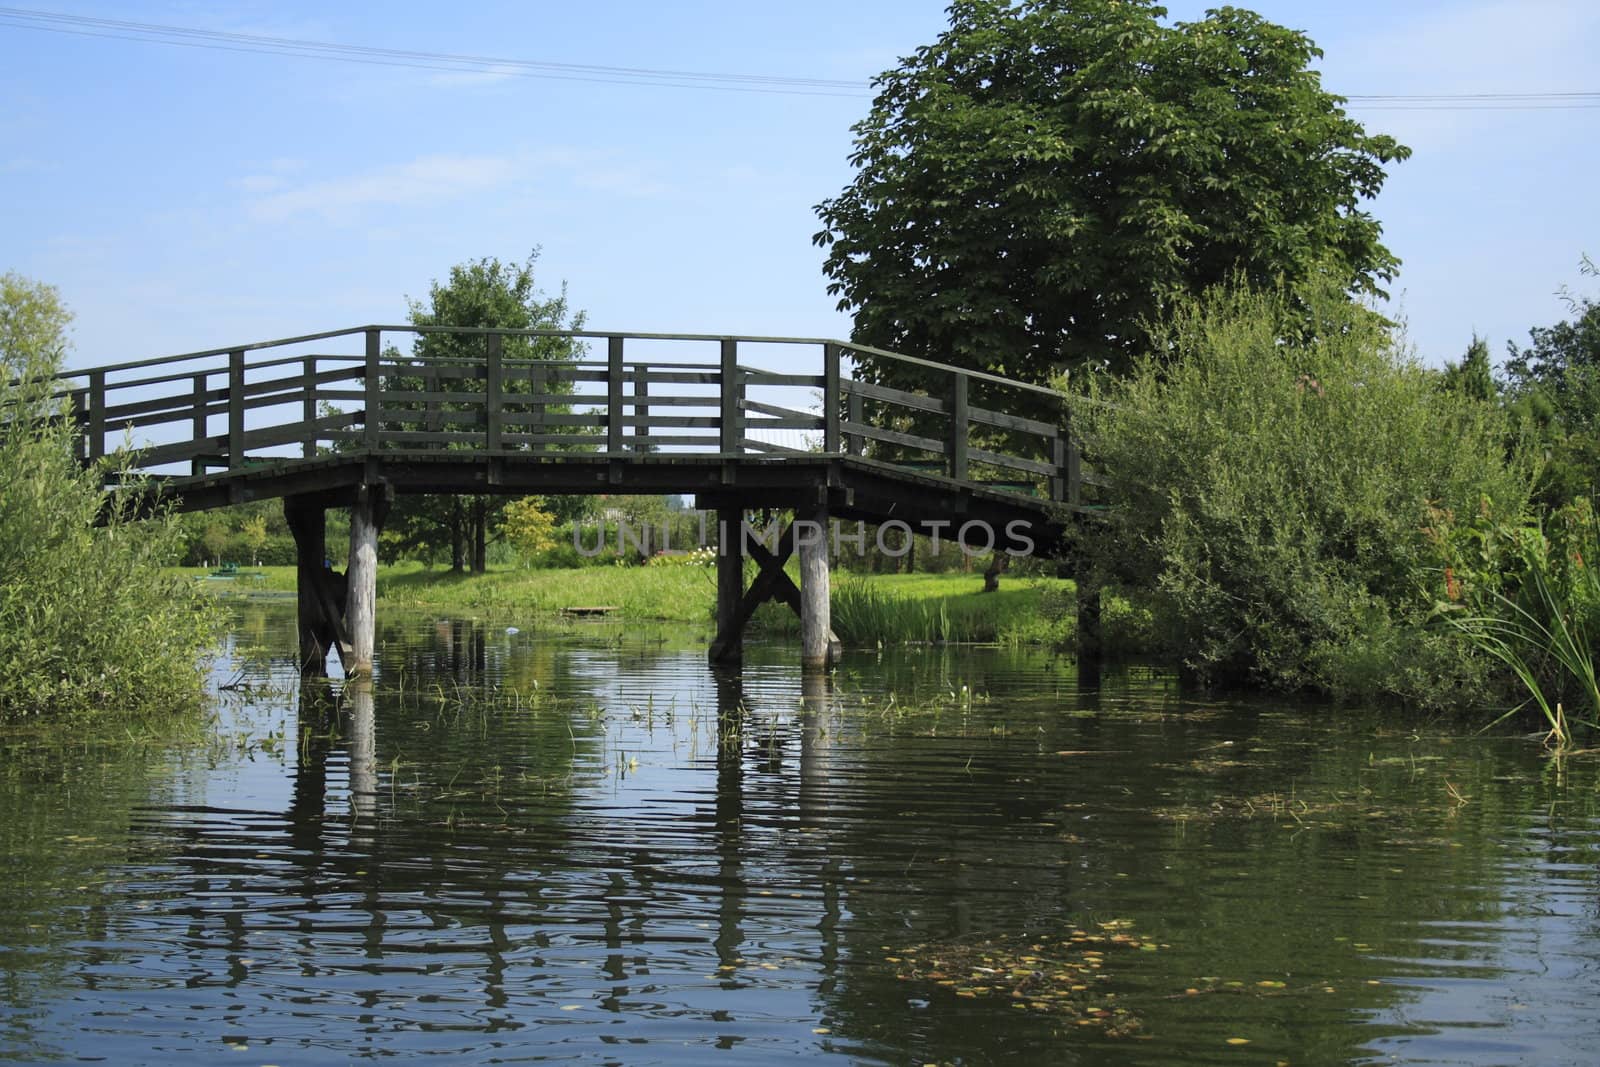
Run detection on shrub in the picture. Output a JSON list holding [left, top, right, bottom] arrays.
[[1071, 280, 1534, 707], [0, 274, 220, 720]]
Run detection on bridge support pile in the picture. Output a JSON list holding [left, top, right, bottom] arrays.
[[284, 485, 389, 677], [708, 505, 840, 671]]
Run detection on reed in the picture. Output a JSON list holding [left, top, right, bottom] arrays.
[[1452, 524, 1600, 748]]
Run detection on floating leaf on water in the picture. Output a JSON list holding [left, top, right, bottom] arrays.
[[1226, 1037, 1251, 1045]]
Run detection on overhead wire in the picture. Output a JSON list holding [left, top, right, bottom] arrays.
[[0, 5, 1595, 110]]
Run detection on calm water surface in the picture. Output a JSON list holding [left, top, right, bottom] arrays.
[[4, 603, 1600, 1065]]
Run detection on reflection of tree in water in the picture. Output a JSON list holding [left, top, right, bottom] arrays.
[[9, 611, 1600, 1063], [809, 667, 1571, 1063], [0, 729, 193, 1058]]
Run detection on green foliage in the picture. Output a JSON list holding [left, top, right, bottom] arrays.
[[816, 0, 1410, 387], [501, 497, 559, 561], [828, 575, 1069, 646], [0, 276, 219, 720], [1441, 335, 1497, 403], [1502, 258, 1600, 507], [1072, 280, 1532, 706], [384, 251, 587, 569], [1429, 500, 1600, 741]]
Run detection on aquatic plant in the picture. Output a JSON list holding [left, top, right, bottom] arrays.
[[1449, 522, 1600, 748]]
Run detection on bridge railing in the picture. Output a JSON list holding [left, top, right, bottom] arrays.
[[39, 327, 1089, 507]]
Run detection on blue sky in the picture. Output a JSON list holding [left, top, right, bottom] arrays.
[[3, 0, 1597, 373]]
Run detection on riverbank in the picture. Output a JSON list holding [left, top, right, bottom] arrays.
[[171, 564, 1074, 645]]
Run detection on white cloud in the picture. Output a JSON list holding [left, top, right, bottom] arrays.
[[246, 153, 519, 222], [428, 65, 520, 88]]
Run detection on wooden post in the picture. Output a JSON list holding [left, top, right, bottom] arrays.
[[799, 506, 833, 670], [363, 328, 381, 450], [302, 356, 317, 459], [948, 371, 968, 482], [634, 363, 650, 452], [846, 387, 863, 457], [710, 505, 744, 662], [1077, 583, 1103, 684], [192, 372, 208, 477], [719, 339, 741, 453], [286, 502, 329, 675], [346, 484, 389, 677], [485, 332, 504, 452], [607, 336, 625, 455], [227, 350, 245, 469], [822, 344, 841, 454], [87, 369, 106, 462]]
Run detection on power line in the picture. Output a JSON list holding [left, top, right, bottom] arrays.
[[0, 6, 872, 97], [0, 6, 1594, 110]]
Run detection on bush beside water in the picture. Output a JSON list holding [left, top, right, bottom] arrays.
[[0, 275, 219, 721], [1072, 281, 1535, 709]]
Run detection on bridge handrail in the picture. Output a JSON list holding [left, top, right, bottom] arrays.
[[18, 324, 1091, 510]]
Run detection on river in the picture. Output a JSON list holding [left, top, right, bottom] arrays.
[[3, 602, 1599, 1064]]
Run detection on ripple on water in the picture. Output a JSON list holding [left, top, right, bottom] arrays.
[[3, 607, 1600, 1064]]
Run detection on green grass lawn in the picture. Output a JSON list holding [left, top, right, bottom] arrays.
[[171, 562, 1074, 644]]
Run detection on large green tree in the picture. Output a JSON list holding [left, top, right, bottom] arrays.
[[384, 252, 589, 571], [815, 0, 1410, 387]]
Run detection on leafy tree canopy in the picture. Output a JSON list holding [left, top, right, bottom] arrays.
[[386, 251, 589, 570], [1441, 335, 1497, 403], [815, 0, 1410, 387], [1503, 256, 1600, 418]]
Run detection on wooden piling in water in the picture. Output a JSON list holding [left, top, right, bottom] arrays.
[[799, 508, 834, 671], [345, 484, 390, 678], [710, 506, 745, 663], [284, 497, 351, 675], [1077, 584, 1103, 685]]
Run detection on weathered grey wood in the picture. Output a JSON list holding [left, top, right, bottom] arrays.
[[485, 332, 504, 452], [302, 357, 317, 458], [633, 364, 650, 451], [1077, 583, 1102, 683], [842, 421, 946, 456], [968, 404, 1059, 438], [799, 506, 833, 670], [345, 485, 387, 676], [607, 337, 625, 455], [949, 371, 969, 482], [710, 505, 745, 662], [363, 329, 381, 449], [192, 373, 208, 476], [285, 498, 335, 674], [823, 344, 841, 454], [846, 387, 863, 456], [968, 446, 1055, 477], [227, 350, 245, 469], [740, 398, 822, 422], [847, 379, 947, 415], [742, 371, 826, 388], [719, 340, 741, 453]]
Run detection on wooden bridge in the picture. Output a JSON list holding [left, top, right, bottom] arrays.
[[45, 326, 1093, 675]]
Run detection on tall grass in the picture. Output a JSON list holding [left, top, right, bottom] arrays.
[[1451, 523, 1600, 747], [829, 577, 1059, 645]]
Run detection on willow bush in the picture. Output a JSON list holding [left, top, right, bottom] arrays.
[[1071, 281, 1534, 708], [0, 274, 218, 720]]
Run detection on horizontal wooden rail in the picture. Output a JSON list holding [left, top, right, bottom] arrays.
[[26, 325, 1093, 511]]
